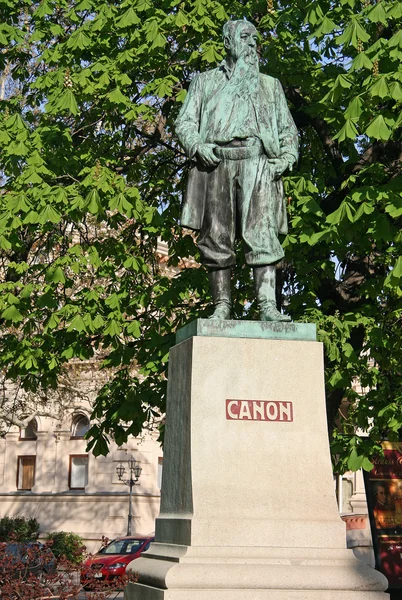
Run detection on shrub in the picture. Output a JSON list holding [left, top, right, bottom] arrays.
[[0, 516, 39, 542], [45, 531, 85, 565]]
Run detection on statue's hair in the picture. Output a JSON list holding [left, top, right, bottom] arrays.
[[222, 19, 256, 41]]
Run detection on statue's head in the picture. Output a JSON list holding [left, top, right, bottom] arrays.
[[223, 19, 258, 63]]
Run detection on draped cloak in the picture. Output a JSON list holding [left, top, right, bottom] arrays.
[[175, 65, 299, 235]]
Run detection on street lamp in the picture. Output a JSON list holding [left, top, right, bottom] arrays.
[[116, 457, 142, 536]]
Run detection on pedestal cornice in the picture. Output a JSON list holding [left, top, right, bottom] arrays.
[[176, 319, 316, 344]]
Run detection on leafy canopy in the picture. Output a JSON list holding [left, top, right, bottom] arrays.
[[0, 0, 401, 469]]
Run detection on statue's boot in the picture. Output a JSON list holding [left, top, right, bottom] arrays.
[[208, 268, 231, 320], [253, 265, 291, 322]]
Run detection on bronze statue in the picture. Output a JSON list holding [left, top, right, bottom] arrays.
[[175, 19, 298, 321]]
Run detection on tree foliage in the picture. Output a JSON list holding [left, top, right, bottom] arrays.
[[0, 0, 401, 470]]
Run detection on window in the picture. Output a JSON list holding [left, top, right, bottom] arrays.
[[69, 455, 88, 489], [19, 419, 37, 440], [17, 456, 36, 490], [336, 474, 354, 514], [71, 415, 90, 438], [101, 539, 144, 554]]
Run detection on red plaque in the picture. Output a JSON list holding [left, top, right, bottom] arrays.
[[226, 399, 293, 422]]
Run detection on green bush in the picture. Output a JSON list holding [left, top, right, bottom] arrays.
[[45, 531, 85, 565], [0, 516, 39, 542]]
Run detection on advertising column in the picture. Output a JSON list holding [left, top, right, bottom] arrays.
[[365, 441, 402, 589]]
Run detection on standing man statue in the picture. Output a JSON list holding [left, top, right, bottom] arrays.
[[175, 19, 298, 322]]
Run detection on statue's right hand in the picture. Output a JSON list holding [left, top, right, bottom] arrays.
[[196, 144, 221, 168]]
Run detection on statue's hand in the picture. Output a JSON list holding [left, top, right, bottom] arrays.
[[196, 143, 221, 168], [269, 157, 289, 180]]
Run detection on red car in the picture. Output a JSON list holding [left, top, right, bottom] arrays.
[[81, 535, 154, 585]]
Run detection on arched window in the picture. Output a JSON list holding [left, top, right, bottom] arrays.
[[20, 419, 38, 440], [71, 415, 90, 438]]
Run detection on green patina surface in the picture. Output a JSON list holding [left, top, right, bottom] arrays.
[[174, 19, 300, 323], [176, 319, 316, 344]]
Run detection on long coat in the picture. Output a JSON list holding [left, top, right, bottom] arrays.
[[175, 67, 299, 234]]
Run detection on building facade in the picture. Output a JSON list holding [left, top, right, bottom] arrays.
[[0, 363, 163, 553]]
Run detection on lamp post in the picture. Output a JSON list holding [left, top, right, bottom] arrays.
[[116, 457, 142, 536]]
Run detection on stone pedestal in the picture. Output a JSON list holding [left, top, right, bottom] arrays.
[[125, 322, 388, 600]]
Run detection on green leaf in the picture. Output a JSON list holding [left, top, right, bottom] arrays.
[[175, 10, 189, 27], [333, 119, 358, 142], [116, 7, 140, 27], [93, 314, 105, 329], [7, 140, 29, 156], [365, 115, 391, 140], [67, 314, 87, 332], [88, 247, 101, 267], [6, 293, 20, 305], [2, 305, 23, 322], [370, 77, 389, 99], [354, 202, 374, 221], [85, 190, 102, 215], [366, 2, 388, 25], [304, 5, 324, 25], [66, 30, 91, 50], [75, 0, 92, 10], [336, 18, 370, 47], [350, 52, 373, 72], [57, 89, 79, 115], [8, 193, 31, 213], [48, 356, 59, 370], [176, 88, 187, 102], [0, 235, 11, 250], [126, 320, 141, 337], [47, 266, 66, 284], [152, 33, 167, 49], [34, 1, 52, 17], [362, 457, 374, 472], [390, 46, 402, 60], [23, 211, 40, 224], [385, 196, 402, 218], [389, 82, 402, 101], [338, 74, 352, 89], [388, 30, 402, 49], [344, 96, 363, 119], [389, 257, 402, 279], [109, 193, 132, 216], [104, 320, 122, 336], [107, 87, 129, 105], [154, 78, 174, 98], [202, 45, 221, 63], [388, 3, 402, 19], [329, 370, 344, 387], [347, 448, 364, 471], [310, 16, 337, 38], [4, 113, 27, 132], [105, 293, 120, 309], [39, 205, 61, 224], [308, 230, 329, 245], [46, 313, 60, 330], [326, 201, 355, 224]]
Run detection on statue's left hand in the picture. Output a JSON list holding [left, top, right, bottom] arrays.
[[269, 158, 289, 180]]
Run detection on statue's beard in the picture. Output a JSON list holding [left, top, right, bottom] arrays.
[[242, 47, 259, 68], [229, 49, 259, 97]]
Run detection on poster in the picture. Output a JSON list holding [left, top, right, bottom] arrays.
[[365, 441, 402, 588]]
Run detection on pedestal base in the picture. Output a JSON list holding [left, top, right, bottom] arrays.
[[125, 544, 387, 600], [125, 325, 388, 600]]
